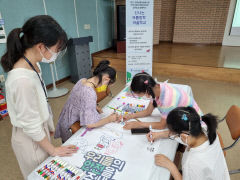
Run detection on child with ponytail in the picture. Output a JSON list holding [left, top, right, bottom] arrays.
[[123, 72, 202, 130], [146, 106, 230, 180], [55, 60, 121, 142]]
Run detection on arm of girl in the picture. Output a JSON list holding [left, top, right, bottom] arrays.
[[155, 154, 182, 180], [146, 130, 169, 142], [96, 105, 103, 114], [87, 113, 121, 129], [123, 118, 167, 130]]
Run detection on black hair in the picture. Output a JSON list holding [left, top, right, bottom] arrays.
[[1, 15, 68, 72], [93, 60, 116, 85], [130, 72, 157, 107], [166, 106, 218, 144]]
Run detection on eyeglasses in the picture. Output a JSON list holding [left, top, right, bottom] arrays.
[[168, 131, 190, 140], [168, 132, 180, 140]]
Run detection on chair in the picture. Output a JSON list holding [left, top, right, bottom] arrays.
[[218, 105, 240, 174]]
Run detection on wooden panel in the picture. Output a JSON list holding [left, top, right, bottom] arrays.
[[92, 42, 240, 84], [93, 53, 240, 84], [152, 63, 240, 84], [117, 41, 126, 53], [93, 57, 126, 72]]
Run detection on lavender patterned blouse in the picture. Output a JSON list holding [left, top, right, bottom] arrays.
[[54, 79, 100, 142]]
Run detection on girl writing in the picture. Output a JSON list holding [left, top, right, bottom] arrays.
[[147, 107, 230, 180], [55, 60, 121, 142], [123, 72, 202, 130]]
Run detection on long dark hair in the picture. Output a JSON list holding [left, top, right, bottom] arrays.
[[93, 60, 116, 85], [130, 72, 157, 107], [167, 106, 218, 144], [1, 15, 67, 72]]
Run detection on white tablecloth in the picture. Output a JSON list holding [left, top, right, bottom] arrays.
[[28, 85, 179, 180]]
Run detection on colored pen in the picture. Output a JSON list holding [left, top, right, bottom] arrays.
[[107, 105, 122, 112], [121, 111, 124, 124], [149, 125, 153, 145], [135, 118, 141, 122]]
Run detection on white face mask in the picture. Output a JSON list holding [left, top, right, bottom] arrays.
[[142, 95, 152, 100], [141, 92, 154, 100], [174, 136, 188, 146], [40, 47, 58, 63]]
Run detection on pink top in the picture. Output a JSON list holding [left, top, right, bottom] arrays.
[[153, 82, 202, 119]]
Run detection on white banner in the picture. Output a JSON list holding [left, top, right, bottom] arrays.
[[126, 0, 154, 82], [28, 87, 178, 180]]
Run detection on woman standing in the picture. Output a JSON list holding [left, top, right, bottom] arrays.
[[1, 15, 77, 179]]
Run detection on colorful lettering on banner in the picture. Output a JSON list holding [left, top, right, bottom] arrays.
[[81, 151, 126, 180], [122, 103, 145, 114]]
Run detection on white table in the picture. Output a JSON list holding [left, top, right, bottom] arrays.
[[28, 85, 179, 180]]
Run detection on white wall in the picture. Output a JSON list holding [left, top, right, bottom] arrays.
[[222, 0, 240, 46]]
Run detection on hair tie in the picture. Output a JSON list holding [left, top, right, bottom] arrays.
[[182, 114, 188, 121], [200, 116, 208, 135], [144, 80, 148, 84], [19, 28, 24, 37]]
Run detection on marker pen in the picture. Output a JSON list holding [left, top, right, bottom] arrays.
[[149, 125, 153, 145]]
